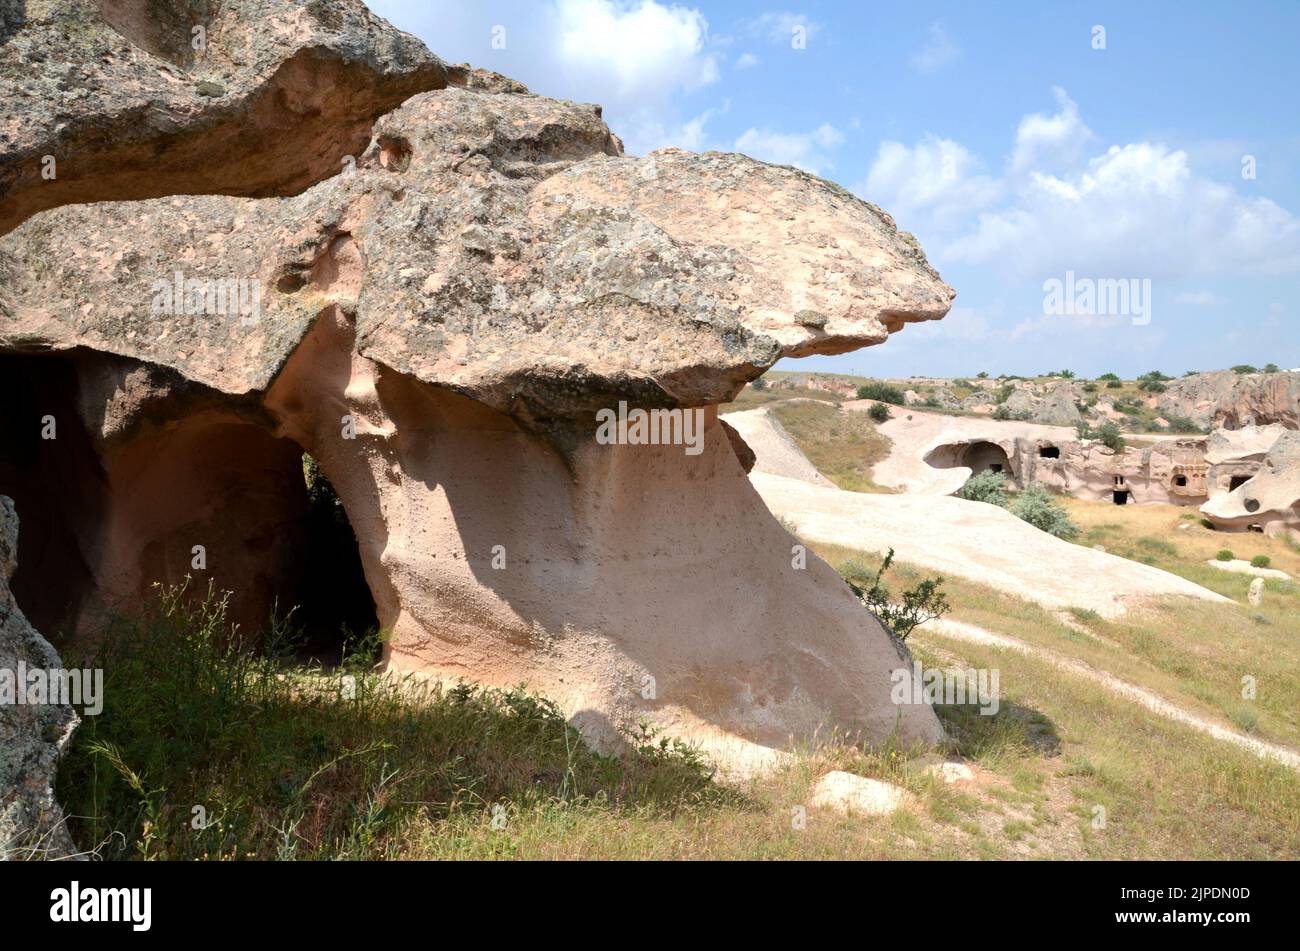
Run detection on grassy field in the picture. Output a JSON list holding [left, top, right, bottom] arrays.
[[766, 400, 895, 493], [54, 522, 1300, 859]]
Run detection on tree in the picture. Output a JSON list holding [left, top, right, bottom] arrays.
[[846, 549, 950, 643], [856, 381, 905, 404]]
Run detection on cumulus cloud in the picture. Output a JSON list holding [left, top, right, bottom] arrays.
[[856, 137, 1002, 234], [856, 87, 1300, 282], [948, 142, 1300, 278], [1010, 87, 1092, 173], [911, 23, 959, 74], [624, 102, 727, 153], [367, 0, 719, 130], [733, 123, 844, 174], [735, 52, 760, 69], [554, 0, 718, 106]]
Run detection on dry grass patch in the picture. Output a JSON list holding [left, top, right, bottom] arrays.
[[767, 400, 894, 492]]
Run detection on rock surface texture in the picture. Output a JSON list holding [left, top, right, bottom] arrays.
[[0, 4, 956, 780], [0, 497, 80, 859], [1159, 371, 1300, 430], [1201, 430, 1300, 541], [0, 0, 448, 235]]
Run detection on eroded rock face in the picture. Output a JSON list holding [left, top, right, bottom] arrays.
[[0, 0, 447, 235], [0, 35, 954, 767], [0, 497, 79, 859], [1158, 370, 1300, 430], [1201, 430, 1300, 540]]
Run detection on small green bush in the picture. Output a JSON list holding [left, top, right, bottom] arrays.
[[843, 548, 950, 643], [867, 402, 891, 423], [958, 470, 1009, 506], [1216, 549, 1234, 562], [1251, 554, 1271, 569], [856, 381, 905, 405], [1010, 482, 1079, 540]]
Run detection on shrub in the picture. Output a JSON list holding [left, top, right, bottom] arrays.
[[1263, 363, 1280, 373], [1077, 420, 1126, 451], [1106, 380, 1123, 389], [856, 381, 905, 404], [1216, 549, 1234, 561], [1231, 364, 1258, 375], [958, 470, 1009, 506], [867, 402, 891, 423], [750, 376, 768, 391], [1251, 554, 1272, 569], [1097, 372, 1121, 382], [1200, 518, 1215, 530], [844, 548, 950, 643], [1164, 414, 1202, 434], [992, 404, 1012, 420], [1010, 482, 1079, 539]]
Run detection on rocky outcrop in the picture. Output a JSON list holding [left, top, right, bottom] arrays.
[[0, 21, 955, 769], [1158, 371, 1300, 430], [1, 497, 79, 860], [1201, 430, 1300, 541], [0, 0, 447, 235]]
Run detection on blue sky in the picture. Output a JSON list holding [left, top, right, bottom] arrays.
[[368, 1, 1300, 378]]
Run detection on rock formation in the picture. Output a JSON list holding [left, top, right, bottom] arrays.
[[0, 0, 448, 235], [1201, 430, 1300, 541], [1158, 370, 1300, 430], [0, 1, 956, 780], [1, 497, 79, 859]]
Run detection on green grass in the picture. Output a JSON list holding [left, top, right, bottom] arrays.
[[767, 400, 894, 492]]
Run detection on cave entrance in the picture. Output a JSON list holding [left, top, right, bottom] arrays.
[[0, 352, 377, 666], [1039, 445, 1060, 459], [1229, 475, 1250, 491], [961, 441, 1013, 478], [292, 455, 380, 666], [1113, 490, 1129, 505]]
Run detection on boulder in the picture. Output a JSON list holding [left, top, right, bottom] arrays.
[[807, 770, 913, 816], [0, 26, 955, 770], [0, 497, 80, 860], [0, 0, 448, 235]]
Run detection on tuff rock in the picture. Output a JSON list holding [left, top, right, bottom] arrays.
[[0, 1, 955, 780]]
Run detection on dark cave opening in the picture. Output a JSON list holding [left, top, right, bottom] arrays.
[[0, 353, 377, 665]]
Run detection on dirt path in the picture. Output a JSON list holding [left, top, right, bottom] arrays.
[[922, 617, 1300, 772], [750, 470, 1228, 618]]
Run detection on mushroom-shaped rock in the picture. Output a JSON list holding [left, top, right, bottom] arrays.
[[0, 74, 953, 769]]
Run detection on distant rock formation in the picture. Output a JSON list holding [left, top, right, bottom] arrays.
[[1158, 370, 1300, 430]]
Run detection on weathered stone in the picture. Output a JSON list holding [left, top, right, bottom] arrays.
[[0, 497, 80, 860], [0, 0, 447, 235]]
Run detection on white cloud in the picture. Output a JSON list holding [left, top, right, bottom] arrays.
[[555, 0, 718, 107], [735, 52, 759, 69], [856, 86, 1300, 282], [911, 23, 959, 74], [856, 137, 1002, 234], [1010, 87, 1092, 173], [624, 102, 726, 154], [733, 123, 844, 174], [947, 141, 1300, 279]]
